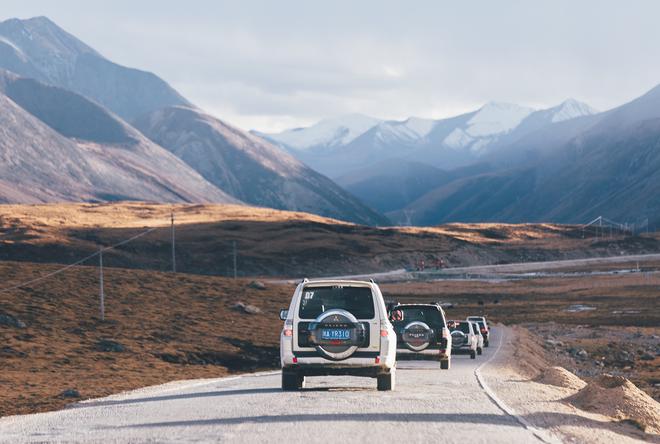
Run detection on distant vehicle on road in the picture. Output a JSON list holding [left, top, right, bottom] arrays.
[[279, 279, 397, 391], [389, 303, 453, 369], [467, 316, 490, 347], [448, 320, 478, 359], [469, 321, 484, 355]]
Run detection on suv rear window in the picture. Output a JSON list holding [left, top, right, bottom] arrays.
[[449, 321, 471, 334], [394, 306, 445, 328], [298, 286, 375, 319]]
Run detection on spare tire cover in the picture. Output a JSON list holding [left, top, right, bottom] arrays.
[[312, 309, 360, 361], [451, 330, 467, 348], [402, 321, 432, 351]]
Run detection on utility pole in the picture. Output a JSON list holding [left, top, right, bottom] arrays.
[[171, 211, 176, 273], [232, 240, 237, 279], [99, 247, 105, 321]]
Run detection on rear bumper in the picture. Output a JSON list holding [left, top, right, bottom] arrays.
[[283, 363, 393, 377], [452, 346, 475, 354], [396, 348, 450, 361]]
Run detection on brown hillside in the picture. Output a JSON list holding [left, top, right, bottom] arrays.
[[2, 203, 658, 277], [0, 260, 293, 417]]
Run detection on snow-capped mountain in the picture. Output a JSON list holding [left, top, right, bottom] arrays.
[[549, 98, 598, 123], [389, 84, 660, 227], [257, 113, 381, 151], [440, 102, 534, 152], [263, 100, 596, 178]]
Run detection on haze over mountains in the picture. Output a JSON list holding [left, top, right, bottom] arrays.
[[263, 90, 660, 229], [0, 16, 386, 226]]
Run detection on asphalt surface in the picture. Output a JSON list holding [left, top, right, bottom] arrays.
[[274, 253, 660, 284], [0, 329, 545, 443]]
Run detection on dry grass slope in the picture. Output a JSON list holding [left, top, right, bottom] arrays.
[[0, 260, 294, 416]]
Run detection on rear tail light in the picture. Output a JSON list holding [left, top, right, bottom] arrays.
[[292, 357, 298, 363], [375, 357, 380, 364], [380, 329, 388, 337], [439, 349, 446, 354], [283, 328, 293, 337], [480, 328, 487, 333]]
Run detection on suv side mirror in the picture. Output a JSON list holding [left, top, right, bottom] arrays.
[[279, 309, 289, 320]]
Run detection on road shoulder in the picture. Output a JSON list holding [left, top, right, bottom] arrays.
[[481, 325, 659, 443]]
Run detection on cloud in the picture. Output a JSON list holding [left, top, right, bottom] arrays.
[[2, 0, 660, 131]]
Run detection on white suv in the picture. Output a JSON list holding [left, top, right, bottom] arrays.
[[279, 279, 397, 391], [448, 320, 479, 359]]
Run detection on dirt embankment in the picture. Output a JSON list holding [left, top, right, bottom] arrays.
[[485, 326, 660, 442], [0, 260, 294, 417]]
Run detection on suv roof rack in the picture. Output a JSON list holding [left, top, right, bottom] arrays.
[[301, 277, 309, 283], [369, 278, 375, 283]]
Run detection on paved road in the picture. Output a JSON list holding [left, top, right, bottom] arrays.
[[0, 330, 546, 443], [272, 252, 660, 283]]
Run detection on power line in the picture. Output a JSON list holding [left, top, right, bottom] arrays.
[[0, 226, 158, 294]]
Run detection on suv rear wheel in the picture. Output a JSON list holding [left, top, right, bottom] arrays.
[[282, 371, 305, 391], [440, 358, 450, 370], [470, 350, 476, 359], [377, 369, 396, 391]]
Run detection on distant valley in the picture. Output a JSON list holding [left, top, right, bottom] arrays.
[[262, 89, 660, 228]]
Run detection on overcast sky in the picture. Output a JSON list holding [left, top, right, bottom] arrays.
[[2, 1, 660, 132]]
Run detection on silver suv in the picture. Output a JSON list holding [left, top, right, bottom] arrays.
[[279, 279, 397, 391]]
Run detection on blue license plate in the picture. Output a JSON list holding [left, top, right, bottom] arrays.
[[321, 329, 351, 340]]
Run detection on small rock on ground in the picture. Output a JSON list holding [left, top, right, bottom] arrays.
[[60, 389, 81, 398], [248, 281, 266, 290], [232, 302, 261, 314]]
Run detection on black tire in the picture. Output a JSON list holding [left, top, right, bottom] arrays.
[[477, 347, 482, 355], [440, 358, 450, 370], [470, 350, 476, 359], [484, 339, 490, 347], [282, 371, 304, 391], [377, 370, 395, 391]]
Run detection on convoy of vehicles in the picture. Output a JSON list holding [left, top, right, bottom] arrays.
[[280, 279, 492, 391]]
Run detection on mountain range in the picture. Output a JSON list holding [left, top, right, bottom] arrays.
[[263, 90, 660, 228], [259, 99, 598, 178], [1, 15, 659, 229], [0, 17, 386, 226]]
